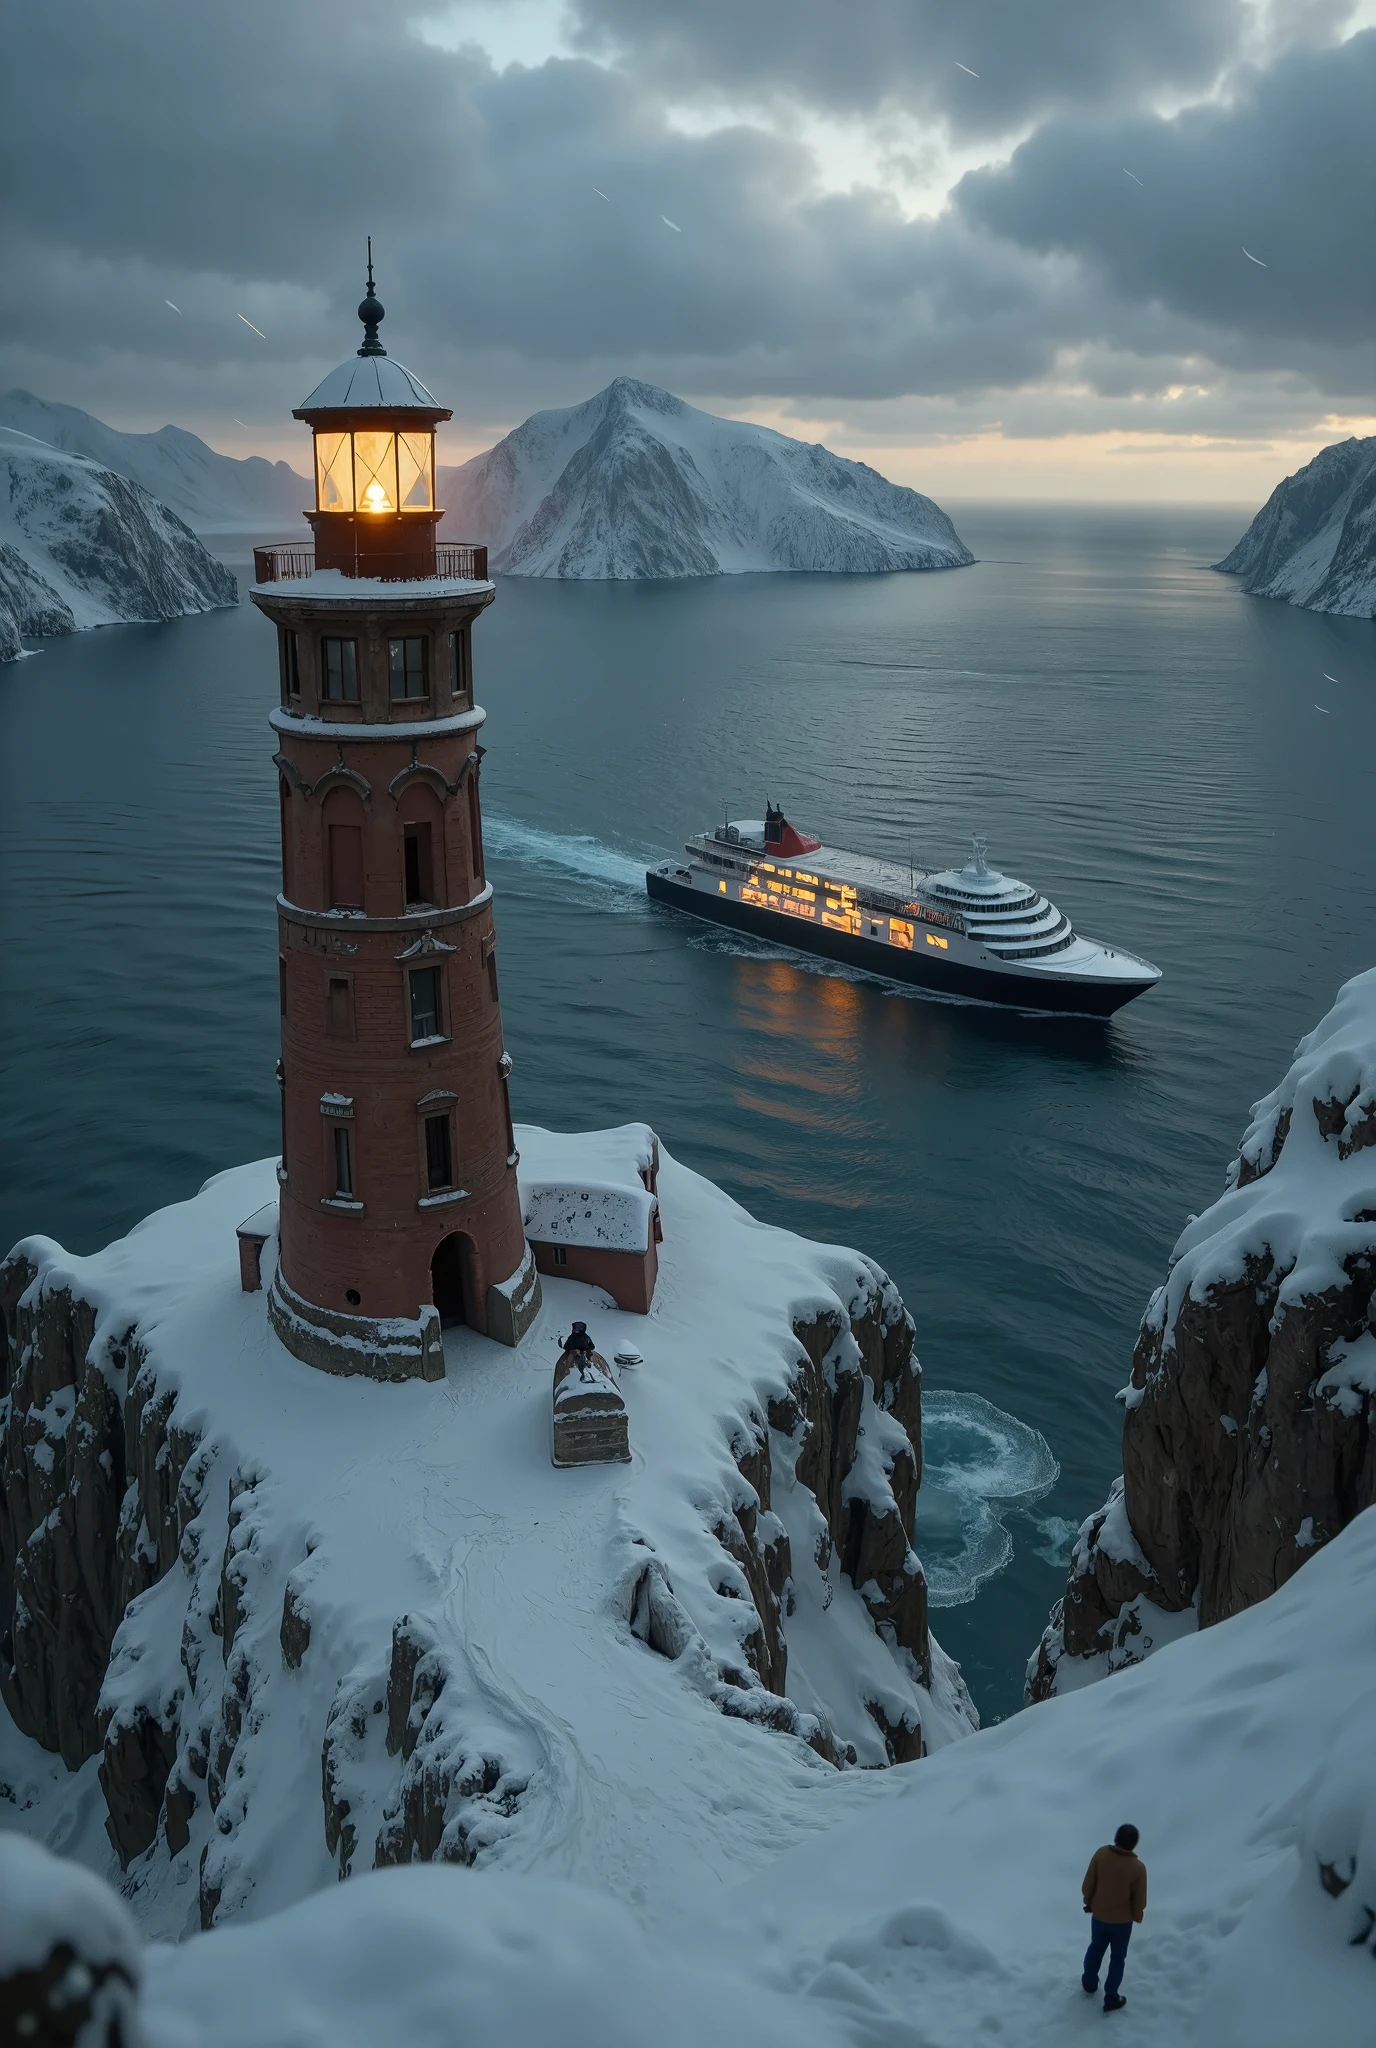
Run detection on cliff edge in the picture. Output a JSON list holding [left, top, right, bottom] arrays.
[[1215, 434, 1376, 617], [0, 1130, 975, 1937], [1030, 965, 1376, 1698]]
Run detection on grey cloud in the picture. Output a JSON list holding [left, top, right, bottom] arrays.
[[568, 0, 1250, 137], [3, 0, 1372, 457], [957, 30, 1376, 355]]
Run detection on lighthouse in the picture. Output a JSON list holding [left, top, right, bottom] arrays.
[[250, 255, 540, 1380]]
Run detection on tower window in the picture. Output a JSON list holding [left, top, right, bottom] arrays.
[[403, 823, 434, 906], [389, 637, 428, 700], [551, 1247, 567, 1267], [333, 1125, 353, 1198], [409, 964, 444, 1043], [321, 638, 359, 703], [283, 629, 301, 699], [424, 1113, 453, 1192], [487, 952, 499, 1005], [327, 977, 354, 1037], [449, 630, 470, 699]]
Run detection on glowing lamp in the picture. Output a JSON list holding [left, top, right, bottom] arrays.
[[291, 245, 453, 578]]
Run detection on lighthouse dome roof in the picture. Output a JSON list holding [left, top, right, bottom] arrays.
[[294, 355, 448, 417]]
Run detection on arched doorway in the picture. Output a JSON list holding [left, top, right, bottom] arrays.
[[431, 1232, 478, 1330]]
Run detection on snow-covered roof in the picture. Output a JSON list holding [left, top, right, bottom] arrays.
[[519, 1123, 659, 1251], [295, 356, 447, 414]]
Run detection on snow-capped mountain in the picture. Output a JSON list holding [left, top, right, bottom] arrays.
[[1215, 435, 1376, 615], [0, 429, 237, 662], [441, 378, 974, 579], [0, 391, 309, 534]]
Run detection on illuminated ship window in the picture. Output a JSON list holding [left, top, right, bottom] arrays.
[[397, 432, 434, 510], [890, 919, 913, 950], [315, 432, 354, 511], [926, 932, 949, 950], [354, 430, 398, 514], [794, 871, 819, 885], [718, 880, 727, 893]]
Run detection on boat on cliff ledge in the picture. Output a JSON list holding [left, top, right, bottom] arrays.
[[646, 806, 1160, 1018]]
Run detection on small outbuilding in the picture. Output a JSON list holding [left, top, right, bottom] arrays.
[[519, 1124, 661, 1315]]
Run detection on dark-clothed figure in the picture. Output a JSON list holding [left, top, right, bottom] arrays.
[[1081, 1824, 1146, 2012], [561, 1321, 595, 1358]]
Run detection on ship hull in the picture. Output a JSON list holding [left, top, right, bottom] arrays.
[[646, 869, 1153, 1018]]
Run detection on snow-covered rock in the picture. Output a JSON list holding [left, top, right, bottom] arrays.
[[440, 377, 973, 579], [0, 430, 237, 662], [14, 1510, 1376, 2046], [0, 1131, 975, 1939], [1030, 965, 1376, 1699], [1214, 435, 1376, 616], [0, 392, 309, 534], [0, 1833, 143, 2047]]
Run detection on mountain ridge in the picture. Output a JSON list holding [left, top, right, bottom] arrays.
[[0, 390, 309, 533], [441, 377, 974, 579]]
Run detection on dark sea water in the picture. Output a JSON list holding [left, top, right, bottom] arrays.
[[3, 503, 1374, 1722]]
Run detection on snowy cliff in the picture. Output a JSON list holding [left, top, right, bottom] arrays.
[[1030, 965, 1376, 1699], [0, 1131, 975, 1940], [1215, 435, 1376, 616], [8, 1509, 1376, 2045], [0, 392, 309, 534], [0, 430, 237, 663], [441, 378, 973, 579]]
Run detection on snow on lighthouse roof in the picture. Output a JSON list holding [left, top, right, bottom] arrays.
[[295, 354, 447, 415]]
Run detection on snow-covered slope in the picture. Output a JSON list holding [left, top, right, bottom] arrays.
[[1031, 964, 1376, 1699], [0, 430, 237, 662], [9, 1511, 1375, 2046], [1215, 435, 1376, 615], [0, 392, 309, 533], [0, 1133, 975, 1942], [441, 378, 974, 579]]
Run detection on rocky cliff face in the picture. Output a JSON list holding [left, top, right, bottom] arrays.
[[0, 428, 237, 661], [1, 1147, 973, 1933], [1215, 434, 1376, 617], [440, 377, 974, 579], [1030, 967, 1376, 1699]]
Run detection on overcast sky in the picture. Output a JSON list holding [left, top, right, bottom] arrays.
[[5, 0, 1376, 498]]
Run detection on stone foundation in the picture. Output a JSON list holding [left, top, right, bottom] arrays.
[[267, 1269, 446, 1382]]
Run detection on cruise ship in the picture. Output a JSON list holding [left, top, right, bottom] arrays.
[[646, 806, 1161, 1017]]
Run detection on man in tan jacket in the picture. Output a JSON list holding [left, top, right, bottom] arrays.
[[1081, 1824, 1147, 2012]]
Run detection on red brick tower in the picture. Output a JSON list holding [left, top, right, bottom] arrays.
[[251, 255, 539, 1379]]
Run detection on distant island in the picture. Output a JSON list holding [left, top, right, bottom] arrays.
[[0, 427, 237, 663], [1215, 433, 1376, 617], [441, 377, 973, 579]]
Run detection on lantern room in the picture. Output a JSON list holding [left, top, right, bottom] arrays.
[[292, 247, 453, 580]]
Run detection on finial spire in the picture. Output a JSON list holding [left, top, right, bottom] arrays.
[[357, 237, 386, 357]]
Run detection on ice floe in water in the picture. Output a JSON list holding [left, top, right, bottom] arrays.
[[1029, 1514, 1082, 1569], [911, 1391, 1059, 1606], [482, 813, 652, 909]]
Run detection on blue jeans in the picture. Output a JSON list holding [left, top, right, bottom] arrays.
[[1083, 1918, 1132, 2000]]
